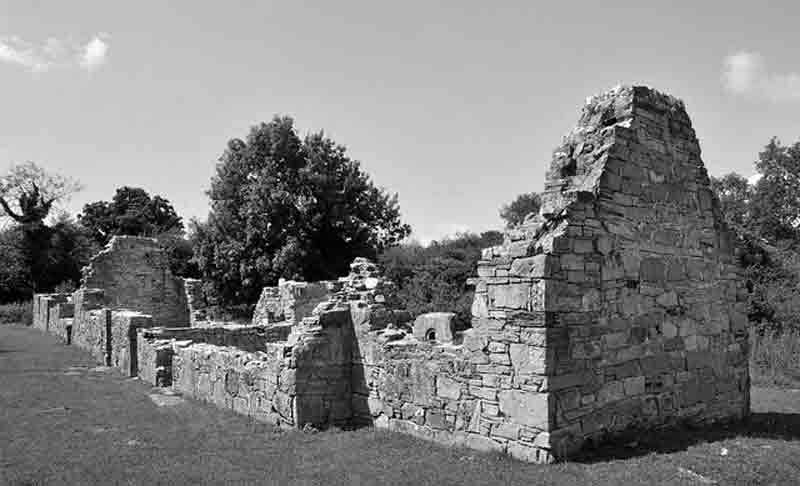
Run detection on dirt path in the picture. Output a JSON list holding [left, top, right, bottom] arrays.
[[3, 324, 800, 486]]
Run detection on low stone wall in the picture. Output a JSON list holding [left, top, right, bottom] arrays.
[[171, 305, 355, 428], [172, 343, 295, 425], [137, 332, 181, 386], [48, 303, 74, 343], [32, 293, 70, 332], [110, 311, 155, 376], [353, 331, 552, 461], [73, 309, 111, 365], [136, 324, 294, 386]]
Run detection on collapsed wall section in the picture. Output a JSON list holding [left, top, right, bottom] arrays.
[[252, 280, 339, 326]]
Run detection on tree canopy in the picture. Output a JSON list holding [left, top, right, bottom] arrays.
[[710, 137, 800, 332], [499, 192, 541, 228], [78, 186, 183, 245], [379, 231, 503, 329], [194, 116, 411, 305], [0, 162, 83, 292]]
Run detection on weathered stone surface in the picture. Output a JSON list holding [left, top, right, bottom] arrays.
[[412, 312, 456, 343], [82, 236, 189, 327]]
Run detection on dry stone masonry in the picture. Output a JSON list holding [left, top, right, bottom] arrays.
[[31, 85, 749, 463]]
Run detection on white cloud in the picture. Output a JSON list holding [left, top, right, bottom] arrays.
[[80, 35, 108, 71], [0, 36, 54, 72], [723, 51, 800, 102], [0, 34, 109, 73]]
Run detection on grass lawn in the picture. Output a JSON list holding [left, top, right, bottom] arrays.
[[3, 324, 800, 486]]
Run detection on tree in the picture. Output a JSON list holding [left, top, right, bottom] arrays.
[[194, 116, 411, 306], [749, 138, 800, 242], [0, 215, 96, 302], [79, 186, 183, 245], [710, 172, 753, 235], [0, 162, 82, 292], [499, 192, 542, 228]]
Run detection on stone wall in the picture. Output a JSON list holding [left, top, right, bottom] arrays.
[[252, 280, 339, 326], [82, 236, 190, 327], [48, 302, 74, 343], [465, 85, 749, 457], [135, 324, 294, 386], [110, 311, 155, 376], [171, 307, 354, 428], [137, 332, 178, 387], [32, 293, 70, 332]]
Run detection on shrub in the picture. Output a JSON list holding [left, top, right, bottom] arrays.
[[750, 327, 800, 387], [379, 231, 503, 329], [0, 301, 33, 325]]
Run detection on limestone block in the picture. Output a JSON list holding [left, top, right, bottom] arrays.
[[412, 312, 456, 343], [498, 390, 549, 429]]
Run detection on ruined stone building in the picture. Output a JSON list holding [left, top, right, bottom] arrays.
[[32, 85, 750, 463]]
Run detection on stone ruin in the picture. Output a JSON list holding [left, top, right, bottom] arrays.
[[32, 85, 750, 462]]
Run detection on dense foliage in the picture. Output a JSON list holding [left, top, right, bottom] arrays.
[[379, 231, 503, 329], [0, 162, 86, 294], [78, 187, 197, 277], [194, 116, 411, 306], [79, 186, 183, 244], [711, 137, 800, 332], [0, 216, 97, 302]]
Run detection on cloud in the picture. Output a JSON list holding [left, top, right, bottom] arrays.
[[723, 51, 800, 102], [80, 35, 109, 71], [0, 36, 53, 72], [0, 34, 109, 73]]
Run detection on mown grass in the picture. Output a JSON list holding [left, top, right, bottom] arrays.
[[0, 300, 32, 326], [4, 325, 800, 485]]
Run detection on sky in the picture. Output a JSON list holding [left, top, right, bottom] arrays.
[[1, 1, 798, 244]]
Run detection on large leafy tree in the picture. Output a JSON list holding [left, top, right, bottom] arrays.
[[499, 192, 542, 228], [194, 116, 411, 305], [79, 186, 183, 245], [709, 137, 800, 333], [0, 162, 82, 292]]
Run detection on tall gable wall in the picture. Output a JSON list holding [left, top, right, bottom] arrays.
[[82, 235, 189, 327]]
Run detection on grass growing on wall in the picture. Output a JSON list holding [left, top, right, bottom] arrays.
[[0, 301, 33, 325]]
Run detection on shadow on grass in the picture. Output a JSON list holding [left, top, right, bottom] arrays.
[[573, 412, 800, 463]]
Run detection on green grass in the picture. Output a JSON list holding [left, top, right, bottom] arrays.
[[0, 301, 32, 326], [3, 324, 800, 485]]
